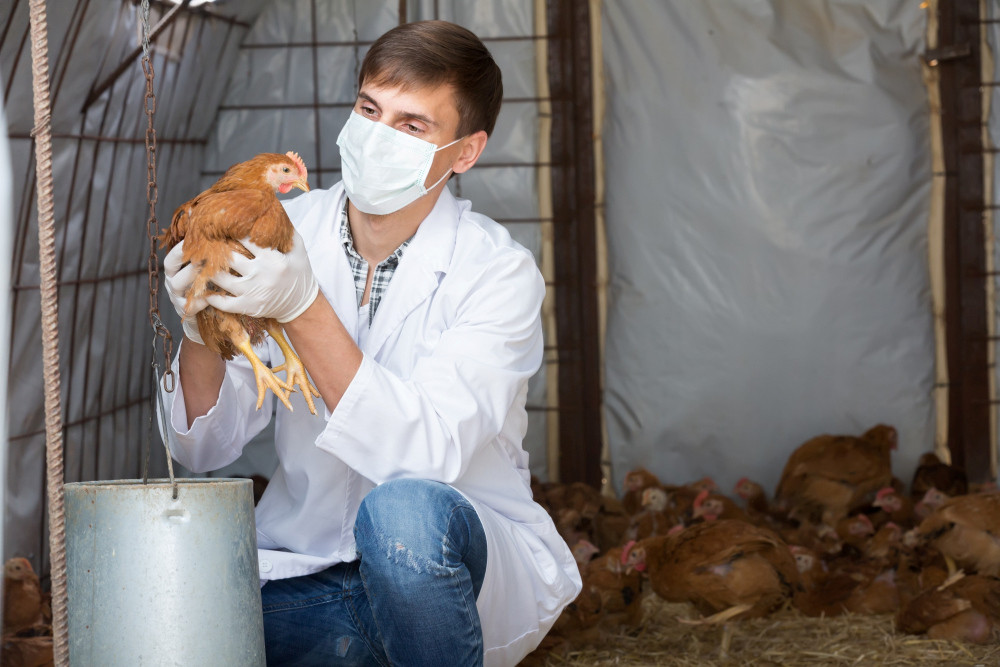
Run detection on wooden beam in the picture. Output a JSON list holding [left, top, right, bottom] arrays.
[[938, 0, 993, 481], [547, 0, 602, 487]]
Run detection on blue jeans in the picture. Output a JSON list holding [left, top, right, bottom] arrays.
[[261, 479, 488, 666]]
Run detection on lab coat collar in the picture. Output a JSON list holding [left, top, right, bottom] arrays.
[[364, 187, 460, 357]]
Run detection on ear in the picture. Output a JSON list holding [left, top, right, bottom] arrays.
[[452, 130, 488, 174]]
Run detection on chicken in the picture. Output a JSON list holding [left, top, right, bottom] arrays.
[[690, 489, 748, 523], [913, 487, 950, 521], [896, 572, 1000, 643], [773, 424, 896, 525], [834, 513, 874, 553], [625, 486, 680, 540], [621, 467, 663, 515], [3, 558, 43, 635], [910, 452, 967, 501], [0, 635, 53, 667], [733, 477, 781, 525], [793, 564, 899, 617], [581, 544, 645, 626], [871, 486, 914, 528], [623, 520, 802, 622], [908, 491, 1000, 576], [160, 152, 319, 414]]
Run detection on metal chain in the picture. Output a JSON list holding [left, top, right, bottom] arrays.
[[142, 0, 174, 394], [140, 0, 178, 497]]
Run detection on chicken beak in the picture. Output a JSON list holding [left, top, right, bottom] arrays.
[[293, 179, 310, 193]]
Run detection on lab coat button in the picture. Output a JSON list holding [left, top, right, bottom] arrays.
[[259, 559, 272, 573]]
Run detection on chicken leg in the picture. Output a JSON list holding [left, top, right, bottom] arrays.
[[267, 325, 321, 415], [234, 337, 294, 412]]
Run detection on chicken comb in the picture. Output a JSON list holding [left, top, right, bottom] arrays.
[[874, 486, 896, 500], [285, 150, 308, 177], [620, 540, 636, 566]]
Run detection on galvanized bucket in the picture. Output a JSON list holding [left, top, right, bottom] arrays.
[[65, 478, 265, 666]]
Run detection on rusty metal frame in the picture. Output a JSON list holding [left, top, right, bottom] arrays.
[[546, 0, 602, 487], [937, 0, 993, 482]]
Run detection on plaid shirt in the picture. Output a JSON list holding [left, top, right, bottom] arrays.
[[339, 203, 412, 326]]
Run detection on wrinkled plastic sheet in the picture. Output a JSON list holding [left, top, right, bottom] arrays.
[[601, 0, 934, 496]]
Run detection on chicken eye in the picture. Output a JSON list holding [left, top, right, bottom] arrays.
[[282, 167, 290, 173]]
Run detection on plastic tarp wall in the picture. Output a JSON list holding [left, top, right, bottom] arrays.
[[193, 0, 552, 481], [601, 1, 934, 495]]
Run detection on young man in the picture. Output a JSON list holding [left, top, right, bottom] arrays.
[[161, 20, 581, 666]]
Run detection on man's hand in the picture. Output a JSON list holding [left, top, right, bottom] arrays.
[[205, 231, 319, 323], [163, 241, 207, 345]]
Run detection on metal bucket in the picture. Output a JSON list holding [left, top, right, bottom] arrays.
[[65, 478, 265, 666]]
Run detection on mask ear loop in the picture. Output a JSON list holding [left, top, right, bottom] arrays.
[[422, 135, 467, 193]]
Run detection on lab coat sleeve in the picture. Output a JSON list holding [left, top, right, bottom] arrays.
[[316, 248, 544, 484], [159, 338, 275, 473]]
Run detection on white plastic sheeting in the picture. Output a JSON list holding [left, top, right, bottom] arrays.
[[601, 1, 935, 495]]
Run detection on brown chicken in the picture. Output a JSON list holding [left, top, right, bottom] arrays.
[[871, 486, 914, 528], [690, 489, 748, 523], [624, 520, 802, 623], [3, 558, 43, 635], [625, 486, 680, 541], [896, 572, 1000, 643], [621, 467, 663, 515], [908, 491, 1000, 576], [161, 152, 319, 414], [774, 424, 896, 525], [581, 544, 645, 626], [910, 451, 967, 501]]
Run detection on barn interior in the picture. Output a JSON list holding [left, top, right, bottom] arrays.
[[2, 0, 1000, 665]]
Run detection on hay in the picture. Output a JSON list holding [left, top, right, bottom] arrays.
[[530, 595, 1000, 666]]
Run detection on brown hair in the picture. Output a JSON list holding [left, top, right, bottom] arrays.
[[358, 21, 503, 138]]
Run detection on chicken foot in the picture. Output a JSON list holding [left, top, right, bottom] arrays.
[[267, 325, 321, 415], [234, 338, 294, 412]]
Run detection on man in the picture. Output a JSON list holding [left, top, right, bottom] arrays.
[[162, 20, 581, 667]]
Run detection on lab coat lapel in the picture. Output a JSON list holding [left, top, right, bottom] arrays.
[[364, 188, 460, 357]]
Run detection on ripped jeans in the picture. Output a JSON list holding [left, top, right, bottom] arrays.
[[261, 479, 488, 666]]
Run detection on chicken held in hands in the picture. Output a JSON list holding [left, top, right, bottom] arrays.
[[161, 152, 320, 414]]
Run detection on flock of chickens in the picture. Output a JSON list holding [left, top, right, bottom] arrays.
[[531, 424, 1000, 656]]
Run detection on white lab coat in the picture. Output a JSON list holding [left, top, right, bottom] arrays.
[[163, 183, 582, 666]]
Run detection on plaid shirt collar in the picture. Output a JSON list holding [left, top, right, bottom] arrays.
[[339, 202, 412, 325]]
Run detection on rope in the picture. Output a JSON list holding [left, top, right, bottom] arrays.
[[26, 0, 69, 664]]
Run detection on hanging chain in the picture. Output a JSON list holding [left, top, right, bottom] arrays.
[[140, 0, 179, 497], [142, 0, 175, 394]]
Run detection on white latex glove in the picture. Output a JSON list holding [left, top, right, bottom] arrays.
[[163, 240, 206, 345], [204, 231, 319, 323]]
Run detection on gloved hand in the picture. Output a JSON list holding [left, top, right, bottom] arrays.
[[205, 231, 319, 323], [163, 240, 207, 345]]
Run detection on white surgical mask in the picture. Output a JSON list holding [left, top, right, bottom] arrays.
[[336, 112, 464, 215]]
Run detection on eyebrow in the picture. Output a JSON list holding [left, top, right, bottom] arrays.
[[358, 91, 439, 129]]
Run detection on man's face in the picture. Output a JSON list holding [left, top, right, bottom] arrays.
[[352, 80, 465, 186]]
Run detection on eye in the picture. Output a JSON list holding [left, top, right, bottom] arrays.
[[404, 124, 422, 134], [282, 167, 290, 173], [360, 104, 377, 117]]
